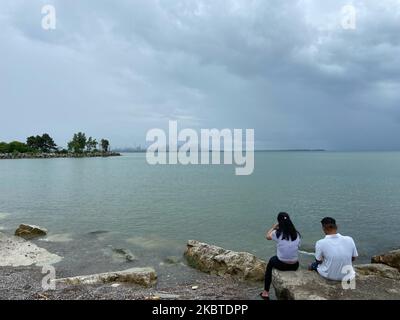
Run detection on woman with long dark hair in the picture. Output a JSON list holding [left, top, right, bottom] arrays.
[[260, 212, 301, 299]]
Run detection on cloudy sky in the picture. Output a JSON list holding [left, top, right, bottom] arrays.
[[1, 0, 400, 150]]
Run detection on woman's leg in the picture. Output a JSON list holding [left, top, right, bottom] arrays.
[[288, 261, 299, 271], [264, 256, 280, 292], [262, 257, 299, 298]]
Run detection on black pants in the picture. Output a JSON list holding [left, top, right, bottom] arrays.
[[264, 256, 299, 291], [309, 260, 320, 272]]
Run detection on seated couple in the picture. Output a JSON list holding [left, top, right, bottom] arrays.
[[260, 212, 358, 300]]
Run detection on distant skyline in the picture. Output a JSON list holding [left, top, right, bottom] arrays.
[[1, 1, 400, 151]]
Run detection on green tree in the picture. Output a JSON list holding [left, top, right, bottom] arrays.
[[26, 134, 57, 152], [100, 139, 110, 153], [68, 132, 87, 153], [41, 133, 57, 152], [8, 141, 31, 153], [26, 136, 39, 151], [86, 137, 98, 152], [0, 142, 10, 153]]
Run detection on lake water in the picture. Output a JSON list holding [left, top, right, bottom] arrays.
[[1, 152, 400, 280]]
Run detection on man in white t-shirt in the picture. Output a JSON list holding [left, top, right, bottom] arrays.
[[309, 217, 358, 281]]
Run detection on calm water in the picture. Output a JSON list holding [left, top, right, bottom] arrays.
[[1, 152, 400, 277]]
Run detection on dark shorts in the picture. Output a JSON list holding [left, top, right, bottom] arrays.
[[309, 260, 320, 272]]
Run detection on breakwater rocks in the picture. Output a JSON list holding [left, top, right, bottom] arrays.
[[0, 151, 121, 160], [184, 240, 266, 281], [372, 249, 400, 271], [184, 240, 400, 300], [272, 263, 400, 300]]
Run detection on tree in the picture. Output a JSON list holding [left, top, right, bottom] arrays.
[[86, 137, 98, 152], [68, 132, 87, 153], [8, 141, 31, 153], [41, 133, 57, 152], [26, 136, 39, 151], [26, 134, 57, 152], [100, 139, 110, 153], [0, 142, 10, 153]]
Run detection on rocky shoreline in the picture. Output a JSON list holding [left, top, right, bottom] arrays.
[[184, 240, 400, 300], [0, 265, 260, 300], [0, 228, 260, 300], [0, 152, 121, 160], [1, 226, 399, 300]]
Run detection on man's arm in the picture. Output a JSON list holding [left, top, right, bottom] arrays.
[[315, 241, 324, 263], [351, 238, 358, 262]]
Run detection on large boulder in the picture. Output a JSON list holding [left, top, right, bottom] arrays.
[[272, 269, 329, 300], [372, 249, 400, 271], [184, 240, 266, 281], [272, 266, 400, 300], [53, 267, 157, 287], [15, 224, 47, 239], [355, 263, 400, 280]]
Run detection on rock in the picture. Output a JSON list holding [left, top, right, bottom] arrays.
[[184, 240, 266, 281], [0, 152, 121, 160], [372, 249, 400, 271], [88, 230, 109, 235], [112, 248, 135, 262], [146, 295, 161, 300], [53, 267, 157, 287], [0, 232, 62, 267], [355, 263, 400, 280], [15, 224, 47, 239], [154, 292, 181, 299], [164, 256, 181, 264], [272, 268, 400, 300], [272, 270, 328, 300]]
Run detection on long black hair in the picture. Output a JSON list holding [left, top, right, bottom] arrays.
[[276, 212, 300, 241]]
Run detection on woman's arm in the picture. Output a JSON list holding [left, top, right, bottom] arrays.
[[266, 223, 279, 240]]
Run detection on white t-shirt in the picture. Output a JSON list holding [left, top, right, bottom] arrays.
[[272, 230, 301, 263], [315, 233, 358, 281]]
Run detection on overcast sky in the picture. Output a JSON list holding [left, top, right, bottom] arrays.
[[1, 0, 400, 150]]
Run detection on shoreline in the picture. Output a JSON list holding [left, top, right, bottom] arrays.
[[0, 152, 121, 160], [0, 265, 260, 300], [0, 231, 260, 300], [1, 228, 399, 300]]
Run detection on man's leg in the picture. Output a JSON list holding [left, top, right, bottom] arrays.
[[308, 260, 320, 272]]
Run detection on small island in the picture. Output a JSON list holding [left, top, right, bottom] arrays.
[[0, 132, 121, 160]]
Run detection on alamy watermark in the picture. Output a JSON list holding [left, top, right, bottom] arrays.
[[39, 4, 357, 32], [41, 4, 56, 30], [146, 121, 254, 175], [341, 4, 357, 30], [41, 265, 56, 291], [341, 265, 356, 290]]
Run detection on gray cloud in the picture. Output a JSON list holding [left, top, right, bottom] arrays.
[[1, 0, 400, 150]]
